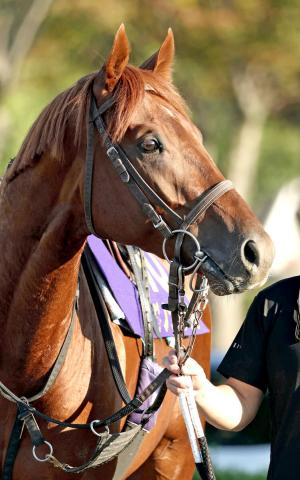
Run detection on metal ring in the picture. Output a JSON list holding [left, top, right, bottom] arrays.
[[32, 441, 53, 462], [162, 229, 202, 272], [189, 262, 208, 293], [90, 420, 109, 437]]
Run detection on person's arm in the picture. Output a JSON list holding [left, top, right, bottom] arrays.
[[164, 352, 264, 431]]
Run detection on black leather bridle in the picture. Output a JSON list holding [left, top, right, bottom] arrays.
[[84, 94, 233, 260], [84, 92, 236, 364]]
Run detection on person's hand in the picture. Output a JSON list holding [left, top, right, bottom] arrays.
[[163, 350, 207, 396]]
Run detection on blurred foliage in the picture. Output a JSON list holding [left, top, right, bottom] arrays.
[[1, 0, 299, 214]]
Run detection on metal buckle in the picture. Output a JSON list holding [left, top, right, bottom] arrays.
[[106, 147, 130, 183], [106, 146, 119, 161], [90, 420, 110, 437]]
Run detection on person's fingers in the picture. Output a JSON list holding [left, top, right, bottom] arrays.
[[168, 355, 178, 365], [168, 350, 179, 365], [166, 381, 177, 395], [167, 383, 187, 396], [167, 375, 190, 390], [166, 375, 195, 395], [163, 356, 181, 374], [181, 358, 204, 377], [164, 352, 206, 382]]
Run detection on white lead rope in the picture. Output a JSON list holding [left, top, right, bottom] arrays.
[[185, 379, 205, 439], [179, 377, 216, 480], [179, 391, 202, 464]]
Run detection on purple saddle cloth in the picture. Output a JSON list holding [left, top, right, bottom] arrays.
[[88, 235, 209, 339], [127, 357, 163, 431]]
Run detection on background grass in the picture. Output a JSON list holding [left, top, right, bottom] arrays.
[[193, 471, 266, 480]]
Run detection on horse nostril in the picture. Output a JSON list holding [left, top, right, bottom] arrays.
[[243, 240, 260, 268]]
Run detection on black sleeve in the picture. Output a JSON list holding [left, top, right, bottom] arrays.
[[217, 292, 268, 393]]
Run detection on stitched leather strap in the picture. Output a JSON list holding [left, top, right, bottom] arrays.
[[81, 244, 132, 404]]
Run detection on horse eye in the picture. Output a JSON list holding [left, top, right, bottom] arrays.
[[139, 137, 162, 153]]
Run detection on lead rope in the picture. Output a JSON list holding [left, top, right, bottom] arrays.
[[162, 245, 215, 480], [180, 378, 216, 480], [178, 289, 215, 480]]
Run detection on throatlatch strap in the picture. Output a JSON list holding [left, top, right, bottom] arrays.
[[84, 117, 96, 235]]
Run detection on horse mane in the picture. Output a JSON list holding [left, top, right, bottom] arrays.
[[6, 65, 189, 182]]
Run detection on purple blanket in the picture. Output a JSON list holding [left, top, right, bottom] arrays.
[[126, 357, 163, 431], [88, 236, 209, 339]]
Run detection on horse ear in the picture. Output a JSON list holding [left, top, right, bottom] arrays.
[[140, 28, 174, 81], [97, 24, 130, 94]]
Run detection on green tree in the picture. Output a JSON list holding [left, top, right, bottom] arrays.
[[0, 0, 54, 161]]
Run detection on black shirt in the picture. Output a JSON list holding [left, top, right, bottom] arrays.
[[218, 276, 300, 480]]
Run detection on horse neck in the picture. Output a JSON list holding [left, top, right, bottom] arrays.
[[0, 153, 87, 393]]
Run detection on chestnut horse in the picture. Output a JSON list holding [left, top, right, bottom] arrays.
[[0, 25, 274, 479]]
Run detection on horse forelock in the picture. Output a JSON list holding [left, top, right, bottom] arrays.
[[6, 64, 189, 182], [106, 66, 190, 142]]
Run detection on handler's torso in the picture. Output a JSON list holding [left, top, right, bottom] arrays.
[[218, 276, 300, 480]]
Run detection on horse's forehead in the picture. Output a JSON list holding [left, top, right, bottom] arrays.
[[134, 93, 202, 142], [159, 106, 203, 144]]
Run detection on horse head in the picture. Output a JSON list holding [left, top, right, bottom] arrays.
[[7, 25, 274, 297], [86, 25, 274, 295]]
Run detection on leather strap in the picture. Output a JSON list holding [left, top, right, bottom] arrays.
[[81, 245, 132, 405], [2, 414, 23, 480], [181, 180, 233, 230], [18, 403, 44, 447], [126, 246, 154, 357]]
